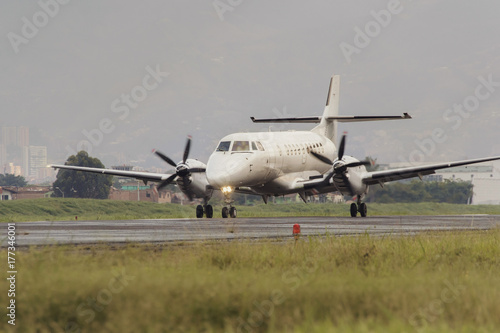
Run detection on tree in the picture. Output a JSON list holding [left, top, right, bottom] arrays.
[[52, 151, 112, 199], [0, 174, 28, 187], [365, 180, 473, 204]]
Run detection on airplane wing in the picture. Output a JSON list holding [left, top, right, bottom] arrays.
[[362, 156, 500, 186], [50, 164, 173, 184]]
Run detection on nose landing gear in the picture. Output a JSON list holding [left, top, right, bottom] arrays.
[[222, 205, 237, 218], [221, 192, 237, 218]]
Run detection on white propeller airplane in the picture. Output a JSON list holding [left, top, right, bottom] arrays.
[[51, 75, 500, 218]]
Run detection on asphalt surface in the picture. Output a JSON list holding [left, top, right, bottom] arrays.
[[3, 215, 500, 247]]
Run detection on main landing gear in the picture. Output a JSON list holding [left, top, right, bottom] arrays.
[[196, 198, 214, 218], [350, 197, 367, 218]]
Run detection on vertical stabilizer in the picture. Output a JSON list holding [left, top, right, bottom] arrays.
[[312, 75, 340, 145]]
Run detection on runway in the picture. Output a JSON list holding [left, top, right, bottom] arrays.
[[3, 215, 500, 247]]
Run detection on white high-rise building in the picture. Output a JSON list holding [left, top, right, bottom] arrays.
[[29, 146, 47, 179]]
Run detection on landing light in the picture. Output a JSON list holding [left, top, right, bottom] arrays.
[[221, 186, 233, 194]]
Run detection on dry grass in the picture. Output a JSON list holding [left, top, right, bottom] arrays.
[[1, 229, 500, 332]]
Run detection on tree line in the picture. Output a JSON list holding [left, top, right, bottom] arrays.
[[364, 179, 473, 204]]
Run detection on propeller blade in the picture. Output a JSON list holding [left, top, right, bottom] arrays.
[[311, 151, 334, 165], [157, 174, 177, 191], [341, 173, 355, 196], [154, 150, 177, 168], [338, 134, 346, 160], [324, 170, 335, 183], [183, 136, 192, 164], [344, 160, 371, 168], [188, 168, 206, 173]]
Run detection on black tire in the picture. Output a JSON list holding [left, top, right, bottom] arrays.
[[229, 207, 237, 218], [206, 205, 213, 218], [222, 207, 229, 218], [196, 205, 204, 218], [350, 203, 358, 217], [359, 203, 367, 217]]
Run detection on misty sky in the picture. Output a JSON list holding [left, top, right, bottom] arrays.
[[1, 0, 500, 171]]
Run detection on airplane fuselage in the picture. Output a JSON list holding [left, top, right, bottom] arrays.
[[207, 131, 345, 195]]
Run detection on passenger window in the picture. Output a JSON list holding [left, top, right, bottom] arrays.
[[232, 141, 250, 152], [216, 141, 231, 152]]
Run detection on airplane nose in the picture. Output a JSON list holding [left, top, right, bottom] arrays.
[[206, 154, 250, 188], [206, 169, 230, 189]]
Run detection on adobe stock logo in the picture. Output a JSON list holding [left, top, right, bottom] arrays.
[[398, 74, 499, 165], [7, 0, 71, 54], [339, 0, 406, 64], [212, 0, 244, 21]]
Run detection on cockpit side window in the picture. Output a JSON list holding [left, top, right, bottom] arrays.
[[216, 141, 231, 152], [251, 142, 258, 151], [255, 141, 265, 151], [232, 141, 250, 152]]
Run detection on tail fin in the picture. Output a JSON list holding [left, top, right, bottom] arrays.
[[249, 74, 411, 144], [312, 75, 340, 145]]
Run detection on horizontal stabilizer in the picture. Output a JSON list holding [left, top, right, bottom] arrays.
[[327, 113, 412, 122], [250, 116, 321, 123], [250, 113, 411, 124]]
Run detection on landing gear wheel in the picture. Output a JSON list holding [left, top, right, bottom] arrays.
[[222, 207, 229, 219], [229, 207, 237, 218], [196, 205, 204, 218], [350, 203, 358, 217], [206, 205, 213, 218], [359, 203, 367, 217]]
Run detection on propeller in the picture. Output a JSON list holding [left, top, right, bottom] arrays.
[[310, 134, 372, 194], [153, 136, 206, 192]]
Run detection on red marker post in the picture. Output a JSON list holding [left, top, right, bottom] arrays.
[[293, 224, 301, 241]]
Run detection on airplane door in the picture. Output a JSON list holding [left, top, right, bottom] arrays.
[[275, 144, 284, 170], [269, 146, 276, 173], [261, 142, 282, 181]]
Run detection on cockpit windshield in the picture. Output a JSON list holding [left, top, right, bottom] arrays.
[[232, 141, 250, 152], [216, 140, 264, 152], [216, 141, 231, 152]]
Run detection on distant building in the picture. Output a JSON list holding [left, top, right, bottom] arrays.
[[0, 187, 13, 201], [108, 181, 182, 203], [0, 186, 51, 200], [6, 163, 22, 176], [112, 165, 134, 171], [471, 178, 500, 204], [0, 144, 6, 173], [17, 126, 29, 147], [382, 161, 500, 205], [0, 126, 30, 176], [28, 146, 47, 179]]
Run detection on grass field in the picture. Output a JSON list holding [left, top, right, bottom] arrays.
[[1, 198, 500, 222], [1, 230, 499, 332]]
